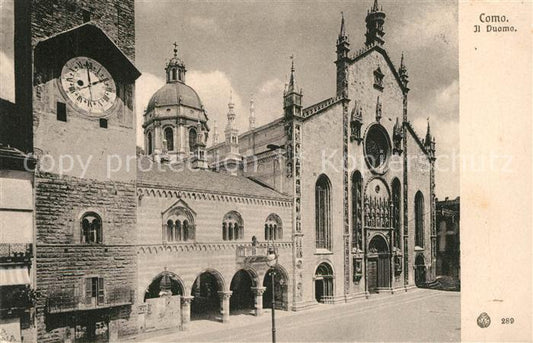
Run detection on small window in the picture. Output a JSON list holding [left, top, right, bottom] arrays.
[[81, 212, 102, 244], [84, 277, 104, 305], [222, 211, 243, 241], [82, 9, 91, 23], [99, 118, 108, 128], [189, 128, 197, 152], [57, 102, 67, 122], [164, 127, 174, 151], [265, 214, 283, 241]]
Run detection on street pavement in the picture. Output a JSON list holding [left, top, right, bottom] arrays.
[[125, 288, 460, 342]]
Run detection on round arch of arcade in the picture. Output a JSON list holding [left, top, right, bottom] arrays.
[[261, 262, 290, 311]]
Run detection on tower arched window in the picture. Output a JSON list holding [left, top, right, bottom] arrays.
[[351, 171, 363, 251], [392, 179, 401, 249], [222, 211, 243, 241], [171, 68, 177, 81], [189, 128, 197, 152], [315, 174, 332, 250], [147, 131, 153, 155], [265, 214, 283, 241], [81, 212, 102, 244], [164, 127, 174, 151], [164, 208, 194, 243], [415, 191, 425, 247]]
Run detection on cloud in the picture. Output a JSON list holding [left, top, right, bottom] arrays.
[[253, 78, 285, 126], [189, 16, 219, 33], [135, 72, 165, 145], [0, 51, 15, 102]]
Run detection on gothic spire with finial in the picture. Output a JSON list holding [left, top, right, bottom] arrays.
[[213, 119, 219, 144], [249, 94, 256, 130], [365, 0, 386, 47], [339, 11, 346, 38], [399, 52, 409, 88], [287, 55, 297, 93]]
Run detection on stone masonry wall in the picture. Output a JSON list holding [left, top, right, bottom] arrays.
[[30, 0, 135, 60], [35, 172, 138, 342]]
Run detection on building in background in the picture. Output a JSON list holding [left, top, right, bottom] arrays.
[[436, 197, 460, 279]]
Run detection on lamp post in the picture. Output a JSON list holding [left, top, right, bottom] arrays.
[[266, 243, 278, 343]]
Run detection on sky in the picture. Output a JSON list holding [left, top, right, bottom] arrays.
[[0, 0, 458, 198]]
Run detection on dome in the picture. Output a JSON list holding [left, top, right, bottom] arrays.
[[146, 82, 203, 113]]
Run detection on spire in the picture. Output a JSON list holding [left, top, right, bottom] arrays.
[[225, 90, 239, 151], [283, 56, 303, 119], [287, 55, 297, 94], [371, 0, 380, 12], [425, 118, 432, 143], [227, 90, 235, 123], [213, 120, 219, 144], [339, 11, 346, 38], [365, 0, 386, 47], [249, 94, 256, 130], [399, 52, 409, 88]]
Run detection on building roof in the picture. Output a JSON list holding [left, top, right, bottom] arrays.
[[137, 157, 291, 201], [146, 82, 204, 113]]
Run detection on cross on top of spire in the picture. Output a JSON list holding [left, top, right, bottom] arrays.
[[173, 42, 178, 57]]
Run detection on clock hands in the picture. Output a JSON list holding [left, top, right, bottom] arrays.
[[77, 78, 110, 90], [85, 63, 93, 102]]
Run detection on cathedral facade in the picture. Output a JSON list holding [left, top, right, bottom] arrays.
[[4, 0, 436, 341]]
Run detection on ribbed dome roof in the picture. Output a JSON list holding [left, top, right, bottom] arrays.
[[146, 82, 203, 113]]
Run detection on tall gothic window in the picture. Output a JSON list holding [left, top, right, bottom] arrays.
[[81, 212, 102, 244], [265, 214, 283, 241], [415, 191, 425, 247], [222, 211, 243, 241], [315, 174, 332, 250], [392, 179, 401, 249], [147, 131, 153, 155], [351, 171, 363, 250], [189, 128, 197, 152], [164, 127, 174, 151]]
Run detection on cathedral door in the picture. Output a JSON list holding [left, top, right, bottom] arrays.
[[367, 259, 378, 293], [377, 255, 390, 288]]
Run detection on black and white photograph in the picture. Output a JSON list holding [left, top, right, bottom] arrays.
[[1, 0, 530, 342]]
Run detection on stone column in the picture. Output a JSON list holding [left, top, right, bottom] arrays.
[[251, 286, 266, 316], [218, 291, 232, 323], [180, 296, 194, 331]]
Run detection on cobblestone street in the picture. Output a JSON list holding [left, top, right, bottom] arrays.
[[126, 289, 460, 342]]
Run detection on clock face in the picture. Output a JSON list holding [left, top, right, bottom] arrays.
[[60, 57, 117, 116]]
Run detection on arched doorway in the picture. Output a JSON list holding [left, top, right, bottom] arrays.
[[144, 272, 184, 300], [263, 267, 288, 311], [230, 270, 255, 314], [367, 235, 390, 293], [415, 254, 426, 286], [191, 271, 223, 321], [314, 262, 334, 303]]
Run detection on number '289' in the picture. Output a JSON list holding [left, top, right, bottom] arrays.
[[501, 318, 514, 324]]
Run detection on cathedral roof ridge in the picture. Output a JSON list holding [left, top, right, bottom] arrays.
[[404, 121, 431, 158], [137, 156, 291, 201]]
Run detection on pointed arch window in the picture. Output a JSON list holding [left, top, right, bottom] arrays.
[[222, 211, 243, 241], [351, 171, 363, 251], [189, 128, 197, 152], [164, 127, 174, 151], [392, 179, 401, 249], [265, 214, 283, 241], [81, 212, 102, 244], [315, 174, 332, 250], [415, 191, 425, 247]]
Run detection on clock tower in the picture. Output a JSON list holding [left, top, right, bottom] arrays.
[[20, 1, 142, 341]]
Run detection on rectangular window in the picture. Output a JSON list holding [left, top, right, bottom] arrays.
[[84, 277, 104, 305], [57, 102, 67, 121], [99, 118, 108, 128], [82, 9, 91, 23]]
